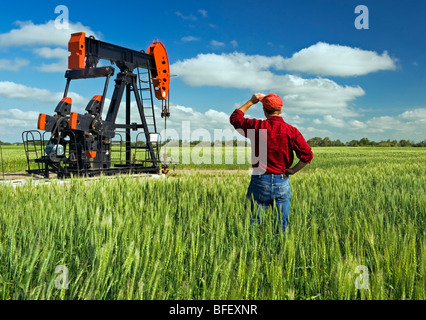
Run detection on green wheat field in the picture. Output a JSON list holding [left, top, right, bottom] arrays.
[[0, 145, 425, 299]]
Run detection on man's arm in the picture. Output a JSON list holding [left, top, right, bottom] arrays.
[[285, 161, 308, 175], [230, 93, 266, 135], [238, 93, 265, 114], [286, 129, 313, 175]]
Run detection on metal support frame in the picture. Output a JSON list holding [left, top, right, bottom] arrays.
[[22, 33, 166, 178]]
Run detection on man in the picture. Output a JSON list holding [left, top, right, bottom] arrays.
[[229, 93, 313, 233]]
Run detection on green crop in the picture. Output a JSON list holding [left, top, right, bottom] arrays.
[[0, 148, 425, 300]]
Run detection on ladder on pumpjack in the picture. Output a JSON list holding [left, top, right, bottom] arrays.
[[131, 63, 159, 167], [135, 61, 171, 173]]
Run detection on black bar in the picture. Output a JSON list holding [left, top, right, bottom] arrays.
[[115, 124, 144, 129], [98, 74, 111, 119], [105, 73, 128, 124], [63, 78, 71, 97], [65, 66, 115, 80], [85, 37, 155, 72], [126, 84, 131, 166]]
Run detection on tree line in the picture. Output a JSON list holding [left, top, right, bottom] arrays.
[[156, 137, 426, 147], [1, 137, 425, 147], [307, 137, 426, 147], [157, 139, 250, 147]]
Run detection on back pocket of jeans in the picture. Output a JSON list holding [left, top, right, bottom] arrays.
[[276, 183, 290, 200]]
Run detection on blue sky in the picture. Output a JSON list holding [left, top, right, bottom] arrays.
[[0, 0, 425, 143]]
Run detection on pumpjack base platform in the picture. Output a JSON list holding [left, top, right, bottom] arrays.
[[0, 171, 165, 188]]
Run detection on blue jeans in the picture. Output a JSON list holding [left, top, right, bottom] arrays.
[[246, 174, 291, 233]]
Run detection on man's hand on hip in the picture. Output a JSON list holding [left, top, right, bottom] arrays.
[[285, 161, 308, 175]]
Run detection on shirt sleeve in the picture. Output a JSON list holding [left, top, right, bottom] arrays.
[[229, 109, 261, 137], [293, 129, 314, 163]]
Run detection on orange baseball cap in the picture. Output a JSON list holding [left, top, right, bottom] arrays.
[[259, 93, 283, 111]]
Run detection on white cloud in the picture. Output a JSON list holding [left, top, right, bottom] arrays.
[[166, 104, 233, 133], [323, 115, 346, 128], [282, 113, 305, 125], [104, 101, 237, 142], [0, 20, 101, 48], [280, 42, 397, 76], [304, 126, 332, 135], [305, 108, 426, 142], [33, 47, 69, 72], [175, 11, 197, 21], [198, 9, 208, 18], [230, 40, 238, 48], [0, 20, 100, 73], [210, 40, 225, 48], [365, 116, 403, 132], [33, 47, 68, 59], [0, 81, 57, 102], [0, 81, 86, 105], [0, 58, 29, 71], [36, 61, 68, 73], [0, 103, 232, 143], [181, 36, 200, 42], [0, 107, 91, 142], [348, 119, 367, 129], [0, 108, 40, 136], [1, 103, 425, 143], [171, 52, 365, 116], [399, 108, 426, 120]]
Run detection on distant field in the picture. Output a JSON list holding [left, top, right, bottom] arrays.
[[0, 145, 28, 173], [0, 146, 425, 300], [0, 144, 252, 173], [1, 144, 426, 173]]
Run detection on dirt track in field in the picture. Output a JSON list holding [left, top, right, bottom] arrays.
[[0, 169, 251, 182], [0, 172, 42, 181], [166, 169, 249, 176]]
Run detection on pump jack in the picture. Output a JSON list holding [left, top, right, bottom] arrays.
[[22, 32, 170, 178]]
